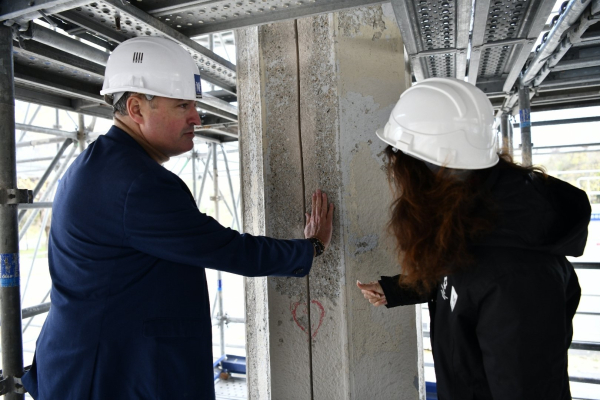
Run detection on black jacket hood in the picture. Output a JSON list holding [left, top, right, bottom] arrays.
[[475, 164, 591, 257]]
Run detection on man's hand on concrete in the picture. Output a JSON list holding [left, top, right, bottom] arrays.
[[304, 189, 334, 250]]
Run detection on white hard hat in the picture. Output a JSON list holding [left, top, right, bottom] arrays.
[[100, 37, 202, 102], [376, 77, 499, 170]]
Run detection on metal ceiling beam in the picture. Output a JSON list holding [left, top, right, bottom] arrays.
[[522, 0, 593, 86], [553, 53, 600, 72], [176, 0, 385, 36], [538, 66, 600, 89], [390, 0, 426, 81], [476, 79, 506, 96], [455, 0, 472, 80], [14, 123, 78, 140], [502, 0, 557, 93], [13, 39, 105, 78], [467, 0, 491, 84], [25, 23, 109, 66], [0, 0, 91, 23], [14, 67, 105, 106], [101, 0, 237, 94], [197, 103, 237, 122], [56, 10, 130, 45]]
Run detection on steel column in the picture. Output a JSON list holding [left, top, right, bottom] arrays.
[[518, 80, 533, 166], [220, 145, 240, 231], [197, 148, 212, 207], [212, 143, 225, 358], [0, 25, 25, 400], [500, 113, 510, 155], [191, 151, 197, 201], [77, 114, 86, 153]]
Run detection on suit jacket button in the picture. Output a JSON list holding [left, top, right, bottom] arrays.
[[293, 268, 303, 275]]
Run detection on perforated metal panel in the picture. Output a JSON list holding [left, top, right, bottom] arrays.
[[67, 1, 237, 87], [153, 0, 316, 26], [477, 0, 528, 78], [413, 0, 458, 78]]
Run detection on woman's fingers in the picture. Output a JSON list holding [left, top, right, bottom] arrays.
[[357, 280, 386, 307]]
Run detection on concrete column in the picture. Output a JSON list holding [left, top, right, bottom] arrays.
[[237, 5, 420, 399]]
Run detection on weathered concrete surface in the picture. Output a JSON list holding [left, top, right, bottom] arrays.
[[337, 5, 421, 400], [237, 20, 312, 400], [238, 4, 420, 399], [236, 26, 271, 400]]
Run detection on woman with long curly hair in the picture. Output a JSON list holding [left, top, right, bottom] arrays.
[[357, 78, 590, 400]]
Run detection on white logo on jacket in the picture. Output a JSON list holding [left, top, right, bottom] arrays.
[[450, 286, 458, 311], [440, 276, 448, 300], [440, 276, 458, 312]]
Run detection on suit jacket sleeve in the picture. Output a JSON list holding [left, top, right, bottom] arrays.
[[123, 168, 313, 277], [379, 275, 433, 307]]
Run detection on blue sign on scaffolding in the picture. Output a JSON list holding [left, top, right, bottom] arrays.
[[0, 253, 20, 287]]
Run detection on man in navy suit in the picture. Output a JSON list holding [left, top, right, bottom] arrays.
[[22, 36, 333, 400]]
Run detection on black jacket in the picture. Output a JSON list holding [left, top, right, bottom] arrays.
[[379, 165, 590, 400]]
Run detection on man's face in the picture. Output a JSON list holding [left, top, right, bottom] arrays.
[[139, 96, 201, 157]]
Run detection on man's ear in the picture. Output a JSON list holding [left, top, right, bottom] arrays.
[[127, 95, 145, 125]]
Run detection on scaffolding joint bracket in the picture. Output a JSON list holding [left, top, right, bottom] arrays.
[[0, 188, 33, 205], [0, 375, 27, 395]]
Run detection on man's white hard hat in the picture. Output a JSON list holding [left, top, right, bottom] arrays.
[[376, 77, 499, 170], [100, 36, 202, 102]]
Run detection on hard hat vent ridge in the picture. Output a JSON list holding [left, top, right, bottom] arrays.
[[133, 52, 144, 63]]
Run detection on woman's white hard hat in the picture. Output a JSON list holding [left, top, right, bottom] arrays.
[[376, 77, 499, 170], [100, 36, 202, 102]]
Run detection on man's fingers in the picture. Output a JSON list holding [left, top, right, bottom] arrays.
[[311, 192, 317, 221], [314, 190, 322, 218], [320, 192, 328, 219]]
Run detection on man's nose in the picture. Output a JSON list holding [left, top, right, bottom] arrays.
[[189, 105, 201, 126]]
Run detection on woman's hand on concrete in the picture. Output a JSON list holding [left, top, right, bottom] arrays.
[[356, 280, 387, 307], [304, 189, 334, 249]]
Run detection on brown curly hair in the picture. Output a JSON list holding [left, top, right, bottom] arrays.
[[385, 147, 545, 295]]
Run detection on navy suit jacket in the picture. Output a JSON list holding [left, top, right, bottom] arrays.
[[22, 126, 313, 399]]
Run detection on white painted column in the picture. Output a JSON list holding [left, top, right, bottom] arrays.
[[237, 5, 421, 399]]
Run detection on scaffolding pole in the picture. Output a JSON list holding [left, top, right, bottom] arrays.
[[500, 113, 510, 156], [0, 25, 26, 400], [197, 147, 212, 207], [220, 145, 240, 230], [518, 78, 533, 167], [212, 143, 225, 358], [192, 150, 197, 200]]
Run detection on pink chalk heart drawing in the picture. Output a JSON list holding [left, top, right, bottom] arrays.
[[291, 300, 325, 339]]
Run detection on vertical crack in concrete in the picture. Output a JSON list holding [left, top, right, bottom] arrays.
[[294, 19, 314, 400]]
